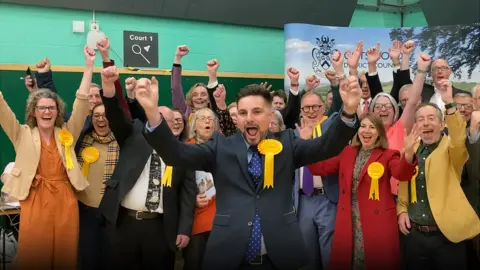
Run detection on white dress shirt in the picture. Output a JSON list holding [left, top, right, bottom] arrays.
[[121, 151, 165, 213], [430, 88, 446, 117], [299, 167, 324, 189]]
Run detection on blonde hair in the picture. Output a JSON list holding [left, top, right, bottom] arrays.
[[185, 83, 210, 109], [25, 89, 66, 128], [351, 113, 389, 149], [227, 102, 237, 110], [187, 108, 217, 141]]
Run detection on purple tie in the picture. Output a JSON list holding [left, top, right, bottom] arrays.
[[303, 167, 314, 196]]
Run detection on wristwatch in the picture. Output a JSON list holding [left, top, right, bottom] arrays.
[[290, 83, 299, 87], [445, 102, 457, 114], [341, 110, 356, 119]]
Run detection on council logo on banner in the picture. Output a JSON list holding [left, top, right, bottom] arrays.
[[312, 36, 336, 77]]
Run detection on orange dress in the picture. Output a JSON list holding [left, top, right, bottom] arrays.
[[15, 135, 79, 269]]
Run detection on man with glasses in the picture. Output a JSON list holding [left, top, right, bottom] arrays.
[[292, 91, 340, 270], [423, 59, 470, 109]]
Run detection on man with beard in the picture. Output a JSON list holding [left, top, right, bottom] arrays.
[[137, 75, 361, 270]]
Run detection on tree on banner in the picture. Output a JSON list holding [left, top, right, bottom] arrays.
[[389, 23, 480, 80]]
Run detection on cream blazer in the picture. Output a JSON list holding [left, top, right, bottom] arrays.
[[0, 90, 90, 200], [397, 111, 480, 243]]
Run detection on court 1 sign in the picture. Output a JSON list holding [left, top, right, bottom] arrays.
[[123, 30, 159, 68]]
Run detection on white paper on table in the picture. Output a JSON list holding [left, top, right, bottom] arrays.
[[195, 171, 216, 199]]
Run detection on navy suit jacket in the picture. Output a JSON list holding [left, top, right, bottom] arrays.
[[143, 113, 358, 270], [293, 113, 341, 211]]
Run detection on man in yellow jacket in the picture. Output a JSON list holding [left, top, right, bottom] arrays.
[[397, 79, 480, 270]]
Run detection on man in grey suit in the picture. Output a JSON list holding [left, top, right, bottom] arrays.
[[135, 76, 362, 270]]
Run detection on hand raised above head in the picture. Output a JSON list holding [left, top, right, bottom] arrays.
[[402, 40, 415, 55], [305, 75, 320, 91], [84, 45, 96, 66], [340, 75, 362, 114], [135, 77, 159, 113], [367, 43, 381, 64], [416, 52, 431, 71], [96, 37, 110, 54], [388, 40, 401, 62], [207, 59, 219, 72], [125, 77, 137, 98], [36, 57, 51, 73], [101, 66, 119, 97], [176, 45, 189, 57], [286, 67, 300, 83]]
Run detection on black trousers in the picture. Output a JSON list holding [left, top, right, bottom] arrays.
[[103, 208, 175, 269], [78, 202, 104, 270], [404, 227, 467, 270], [183, 231, 210, 270]]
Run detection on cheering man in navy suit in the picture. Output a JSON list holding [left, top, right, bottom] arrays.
[[136, 75, 362, 270]]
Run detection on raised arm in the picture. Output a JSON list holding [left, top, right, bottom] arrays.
[[172, 45, 190, 117], [280, 67, 302, 128], [135, 77, 215, 171], [0, 92, 22, 145], [101, 67, 133, 147], [66, 46, 95, 141], [35, 57, 58, 93], [306, 151, 342, 176], [97, 37, 132, 119], [124, 77, 147, 122], [399, 53, 430, 133], [366, 43, 384, 97]]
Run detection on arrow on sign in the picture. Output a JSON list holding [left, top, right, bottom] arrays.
[[144, 45, 151, 52]]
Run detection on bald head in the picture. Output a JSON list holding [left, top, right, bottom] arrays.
[[158, 106, 173, 120]]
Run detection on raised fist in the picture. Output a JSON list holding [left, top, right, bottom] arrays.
[[324, 70, 337, 83], [305, 75, 320, 91], [36, 57, 51, 73], [176, 45, 189, 57], [84, 45, 96, 66], [101, 66, 119, 84], [402, 40, 415, 55], [287, 67, 300, 82], [331, 50, 343, 69], [417, 52, 431, 71], [96, 37, 110, 54], [125, 77, 137, 98], [207, 59, 219, 73]]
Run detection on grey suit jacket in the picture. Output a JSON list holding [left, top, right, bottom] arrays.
[[143, 114, 358, 270]]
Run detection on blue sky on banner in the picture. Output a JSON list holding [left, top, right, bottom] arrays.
[[284, 23, 480, 89]]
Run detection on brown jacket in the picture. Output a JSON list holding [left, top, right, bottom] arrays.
[[0, 90, 90, 200]]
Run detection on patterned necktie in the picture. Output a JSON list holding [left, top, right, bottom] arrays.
[[245, 146, 262, 262], [363, 100, 370, 113], [302, 167, 314, 196], [145, 151, 162, 211]]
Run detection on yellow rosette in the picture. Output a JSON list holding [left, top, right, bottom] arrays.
[[367, 162, 384, 201], [59, 130, 74, 170], [81, 147, 100, 177], [410, 166, 419, 203], [162, 166, 173, 187], [258, 139, 283, 189]]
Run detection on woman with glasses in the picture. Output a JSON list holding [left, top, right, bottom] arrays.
[[171, 108, 188, 141], [76, 102, 119, 270], [0, 46, 94, 269], [182, 108, 218, 270]]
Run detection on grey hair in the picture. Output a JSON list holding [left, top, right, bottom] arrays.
[[415, 102, 443, 122], [90, 83, 101, 89], [272, 110, 286, 131], [472, 84, 480, 97], [187, 108, 217, 142], [399, 84, 412, 95], [454, 92, 472, 98], [369, 93, 400, 122]]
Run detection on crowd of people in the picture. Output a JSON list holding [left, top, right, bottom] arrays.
[[0, 36, 479, 270]]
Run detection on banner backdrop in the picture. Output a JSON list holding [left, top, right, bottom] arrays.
[[284, 23, 480, 94]]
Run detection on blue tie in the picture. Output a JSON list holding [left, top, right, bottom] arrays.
[[245, 146, 262, 262]]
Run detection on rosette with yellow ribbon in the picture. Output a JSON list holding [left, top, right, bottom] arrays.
[[81, 147, 100, 177], [410, 165, 419, 203], [59, 130, 74, 170], [367, 162, 384, 200], [162, 166, 173, 187], [257, 139, 283, 189]]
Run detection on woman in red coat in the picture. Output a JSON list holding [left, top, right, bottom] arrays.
[[306, 113, 419, 270]]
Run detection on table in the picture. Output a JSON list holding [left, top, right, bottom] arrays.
[[0, 203, 20, 270]]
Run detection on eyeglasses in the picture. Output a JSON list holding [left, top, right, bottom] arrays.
[[197, 116, 214, 122], [36, 106, 57, 112], [457, 103, 473, 110], [432, 66, 450, 72], [173, 118, 183, 124], [93, 114, 106, 120], [373, 103, 394, 111], [301, 105, 323, 113]]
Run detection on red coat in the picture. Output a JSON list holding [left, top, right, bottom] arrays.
[[307, 146, 417, 270]]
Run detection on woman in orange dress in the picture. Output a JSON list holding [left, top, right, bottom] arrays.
[[0, 46, 95, 269], [182, 108, 218, 270]]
